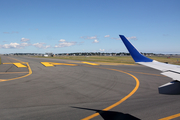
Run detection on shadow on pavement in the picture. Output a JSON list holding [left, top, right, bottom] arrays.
[[71, 106, 141, 120]]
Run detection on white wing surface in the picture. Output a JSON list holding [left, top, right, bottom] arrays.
[[119, 35, 180, 94]]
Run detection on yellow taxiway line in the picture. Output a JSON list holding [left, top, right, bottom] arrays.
[[13, 63, 27, 67], [159, 113, 180, 120], [0, 57, 32, 82], [41, 62, 77, 67], [3, 62, 27, 68], [81, 67, 140, 120], [0, 62, 32, 82], [52, 62, 77, 66], [82, 62, 99, 66], [41, 62, 54, 67]]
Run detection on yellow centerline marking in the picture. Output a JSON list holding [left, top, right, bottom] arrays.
[[41, 62, 54, 67], [124, 70, 165, 77], [82, 62, 99, 66], [0, 57, 32, 82], [0, 62, 32, 82], [41, 62, 77, 67], [81, 67, 140, 120], [13, 63, 27, 67], [3, 57, 178, 119], [3, 62, 28, 68], [52, 63, 77, 66], [159, 113, 180, 120]]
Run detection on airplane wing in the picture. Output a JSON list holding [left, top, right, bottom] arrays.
[[119, 35, 180, 94]]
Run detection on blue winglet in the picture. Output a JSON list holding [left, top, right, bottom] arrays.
[[119, 35, 153, 62]]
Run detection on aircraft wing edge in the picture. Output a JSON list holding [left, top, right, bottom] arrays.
[[119, 35, 180, 94]]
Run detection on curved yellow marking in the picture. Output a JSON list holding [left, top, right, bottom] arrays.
[[0, 62, 32, 82], [82, 67, 140, 120], [0, 57, 32, 82], [159, 113, 180, 120], [124, 70, 164, 77]]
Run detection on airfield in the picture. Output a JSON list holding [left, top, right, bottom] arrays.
[[0, 55, 180, 120]]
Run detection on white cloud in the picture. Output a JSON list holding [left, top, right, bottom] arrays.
[[111, 36, 137, 40], [127, 36, 137, 40], [20, 42, 31, 47], [0, 42, 30, 49], [21, 38, 30, 42], [55, 41, 76, 48], [104, 35, 110, 38], [99, 49, 105, 52], [59, 39, 66, 42], [56, 39, 77, 47], [3, 43, 20, 49], [81, 36, 97, 39], [93, 39, 99, 43], [44, 45, 51, 49], [33, 43, 51, 49]]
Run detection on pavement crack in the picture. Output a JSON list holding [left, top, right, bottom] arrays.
[[5, 65, 13, 72]]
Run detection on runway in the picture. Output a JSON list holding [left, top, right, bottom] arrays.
[[0, 55, 179, 120]]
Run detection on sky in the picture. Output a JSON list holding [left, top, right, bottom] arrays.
[[0, 0, 180, 54]]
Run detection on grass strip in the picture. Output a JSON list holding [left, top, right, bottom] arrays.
[[34, 56, 180, 65]]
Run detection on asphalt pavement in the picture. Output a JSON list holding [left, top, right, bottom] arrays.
[[0, 55, 179, 120]]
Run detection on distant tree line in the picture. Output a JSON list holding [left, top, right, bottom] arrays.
[[4, 52, 180, 57]]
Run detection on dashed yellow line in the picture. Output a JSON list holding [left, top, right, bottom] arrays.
[[3, 62, 27, 68], [13, 63, 27, 67], [52, 63, 77, 66], [81, 67, 140, 120], [41, 62, 77, 67], [159, 113, 180, 120], [82, 62, 99, 66], [41, 62, 54, 67], [124, 70, 164, 77]]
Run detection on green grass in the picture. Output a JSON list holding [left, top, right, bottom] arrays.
[[149, 56, 180, 65], [56, 56, 135, 64], [34, 56, 180, 65], [35, 56, 135, 64]]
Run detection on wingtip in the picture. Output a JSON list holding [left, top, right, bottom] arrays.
[[119, 35, 125, 40], [119, 35, 153, 62], [119, 35, 124, 37]]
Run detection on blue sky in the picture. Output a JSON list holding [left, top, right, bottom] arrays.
[[1, 0, 180, 54]]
